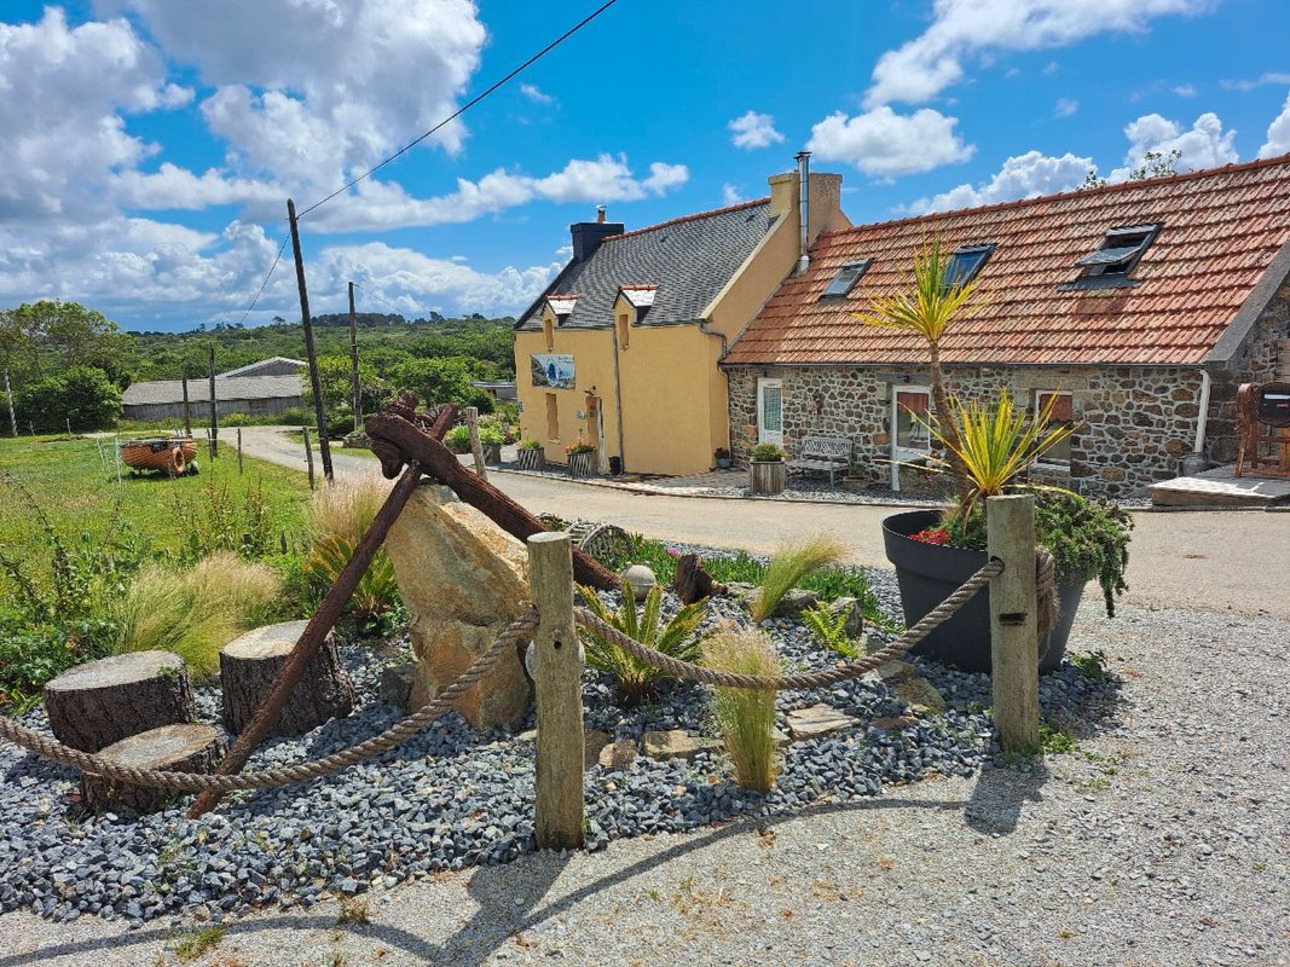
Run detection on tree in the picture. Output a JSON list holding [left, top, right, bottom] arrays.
[[392, 357, 494, 412], [0, 301, 134, 389], [302, 354, 390, 415], [1082, 149, 1183, 189], [17, 366, 122, 432]]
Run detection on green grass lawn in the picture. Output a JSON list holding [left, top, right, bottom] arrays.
[[0, 433, 312, 585]]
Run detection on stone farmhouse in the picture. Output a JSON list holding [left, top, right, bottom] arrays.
[[721, 155, 1290, 498]]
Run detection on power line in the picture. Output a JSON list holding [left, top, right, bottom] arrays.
[[234, 238, 289, 327], [351, 281, 413, 319], [295, 0, 620, 220]]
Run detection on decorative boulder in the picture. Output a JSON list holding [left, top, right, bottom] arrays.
[[384, 484, 533, 729], [80, 723, 225, 815], [621, 564, 657, 602], [772, 588, 820, 618], [829, 597, 866, 638], [219, 621, 354, 737], [44, 651, 194, 753]]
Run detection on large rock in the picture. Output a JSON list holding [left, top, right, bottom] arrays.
[[642, 729, 721, 761], [829, 597, 865, 638], [384, 484, 533, 729], [786, 704, 858, 741], [772, 588, 820, 618]]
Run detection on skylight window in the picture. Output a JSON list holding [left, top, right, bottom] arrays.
[[1068, 223, 1161, 286], [942, 244, 995, 290], [819, 260, 872, 299]]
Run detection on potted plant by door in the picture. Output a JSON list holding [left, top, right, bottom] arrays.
[[748, 443, 787, 494], [517, 438, 545, 471], [565, 441, 597, 479], [478, 424, 505, 464], [715, 447, 733, 470]]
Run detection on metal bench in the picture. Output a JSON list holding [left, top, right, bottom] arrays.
[[787, 435, 852, 485]]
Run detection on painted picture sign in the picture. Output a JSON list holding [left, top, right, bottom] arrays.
[[530, 353, 575, 389]]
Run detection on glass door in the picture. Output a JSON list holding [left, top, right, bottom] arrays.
[[757, 378, 783, 447]]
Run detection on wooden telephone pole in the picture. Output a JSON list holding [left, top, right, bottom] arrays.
[[288, 198, 333, 482], [4, 369, 16, 438], [348, 282, 362, 433], [181, 375, 192, 437], [208, 344, 218, 458]]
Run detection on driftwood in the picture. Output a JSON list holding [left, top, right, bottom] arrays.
[[220, 621, 354, 736], [82, 724, 225, 814], [366, 410, 620, 591], [44, 651, 194, 753], [672, 553, 726, 606]]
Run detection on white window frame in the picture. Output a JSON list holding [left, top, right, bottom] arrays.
[[757, 378, 784, 447], [890, 385, 932, 491], [1033, 389, 1074, 469]]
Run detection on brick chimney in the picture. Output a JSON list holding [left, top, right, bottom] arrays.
[[570, 207, 623, 261]]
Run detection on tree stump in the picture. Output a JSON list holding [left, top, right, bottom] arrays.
[[672, 553, 726, 605], [81, 724, 225, 815], [219, 620, 355, 737], [43, 651, 194, 753]]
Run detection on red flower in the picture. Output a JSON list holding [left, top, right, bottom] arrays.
[[910, 528, 950, 545]]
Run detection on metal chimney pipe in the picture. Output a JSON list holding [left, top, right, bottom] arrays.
[[794, 151, 811, 274]]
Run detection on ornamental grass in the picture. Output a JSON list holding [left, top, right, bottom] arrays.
[[303, 471, 400, 619], [703, 628, 780, 793], [750, 535, 846, 623]]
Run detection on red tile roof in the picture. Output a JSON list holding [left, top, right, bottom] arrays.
[[723, 155, 1290, 368]]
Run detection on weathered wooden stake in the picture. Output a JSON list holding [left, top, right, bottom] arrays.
[[527, 531, 584, 851], [237, 427, 243, 474], [181, 375, 192, 437], [208, 344, 219, 459], [4, 368, 16, 438], [302, 426, 316, 491], [288, 198, 333, 483], [348, 281, 362, 432], [465, 406, 488, 481], [987, 494, 1040, 754]]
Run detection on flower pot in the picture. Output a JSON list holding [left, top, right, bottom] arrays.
[[567, 450, 597, 479], [481, 443, 502, 465], [881, 509, 1084, 673], [517, 448, 545, 471], [715, 454, 732, 470], [749, 460, 786, 494]]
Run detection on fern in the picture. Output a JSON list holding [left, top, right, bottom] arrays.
[[800, 602, 859, 659]]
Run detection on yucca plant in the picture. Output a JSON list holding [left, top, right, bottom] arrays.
[[854, 237, 988, 503], [703, 628, 780, 793], [303, 472, 400, 620], [800, 601, 859, 659], [750, 536, 846, 623], [576, 584, 709, 706]]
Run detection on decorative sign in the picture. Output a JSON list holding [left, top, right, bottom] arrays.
[[530, 353, 575, 390]]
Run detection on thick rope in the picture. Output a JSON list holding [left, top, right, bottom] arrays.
[[0, 612, 538, 793], [574, 558, 1005, 691]]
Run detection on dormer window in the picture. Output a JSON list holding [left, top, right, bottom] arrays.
[[1064, 223, 1160, 289], [943, 244, 995, 291], [819, 260, 872, 299]]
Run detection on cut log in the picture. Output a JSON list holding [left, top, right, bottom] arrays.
[[672, 553, 726, 605], [43, 651, 194, 753], [81, 724, 225, 814], [219, 620, 355, 737]]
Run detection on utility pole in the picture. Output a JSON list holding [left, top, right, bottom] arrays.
[[348, 281, 362, 433], [181, 374, 192, 437], [3, 369, 16, 438], [288, 198, 333, 482], [208, 343, 218, 458]]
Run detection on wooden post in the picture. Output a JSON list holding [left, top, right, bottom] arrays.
[[181, 375, 192, 437], [288, 198, 333, 483], [208, 344, 219, 459], [527, 532, 584, 851], [302, 426, 316, 491], [987, 494, 1040, 754], [465, 406, 488, 481], [348, 281, 362, 432], [4, 368, 16, 438], [237, 427, 243, 474]]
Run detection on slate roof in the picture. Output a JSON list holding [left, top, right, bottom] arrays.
[[723, 155, 1290, 368], [517, 198, 778, 330], [217, 356, 306, 378], [123, 375, 303, 405]]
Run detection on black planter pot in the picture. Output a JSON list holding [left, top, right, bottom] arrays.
[[882, 509, 1084, 673]]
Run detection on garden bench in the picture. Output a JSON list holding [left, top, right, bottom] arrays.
[[787, 435, 852, 485]]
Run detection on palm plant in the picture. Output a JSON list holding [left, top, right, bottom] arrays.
[[703, 628, 780, 793], [751, 536, 846, 623], [576, 584, 708, 706], [854, 237, 988, 503]]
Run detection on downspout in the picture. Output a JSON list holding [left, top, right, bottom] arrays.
[[1186, 368, 1212, 474], [610, 319, 627, 473], [698, 321, 730, 458], [794, 151, 810, 274]]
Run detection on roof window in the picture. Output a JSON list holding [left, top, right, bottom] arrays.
[[819, 260, 872, 299], [1065, 223, 1161, 288], [943, 244, 995, 290]]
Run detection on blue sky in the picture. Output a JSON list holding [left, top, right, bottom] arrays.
[[2, 0, 1289, 332]]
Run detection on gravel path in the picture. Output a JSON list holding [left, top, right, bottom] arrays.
[[3, 595, 1286, 966]]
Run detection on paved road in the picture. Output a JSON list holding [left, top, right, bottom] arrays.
[[238, 426, 1290, 620]]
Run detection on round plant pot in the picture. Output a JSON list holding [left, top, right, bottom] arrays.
[[881, 509, 1084, 673], [716, 457, 732, 470], [567, 450, 597, 479], [481, 443, 502, 465], [749, 460, 786, 495], [517, 448, 545, 471]]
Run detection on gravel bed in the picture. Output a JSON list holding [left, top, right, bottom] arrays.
[[0, 557, 1118, 931]]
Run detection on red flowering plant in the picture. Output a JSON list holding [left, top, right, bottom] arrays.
[[564, 441, 595, 456], [909, 527, 950, 545]]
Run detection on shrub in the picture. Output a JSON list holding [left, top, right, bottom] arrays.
[[576, 584, 708, 706], [220, 412, 252, 427], [477, 424, 506, 447], [750, 535, 846, 622], [751, 443, 785, 462], [801, 601, 859, 659], [113, 553, 281, 677], [444, 425, 472, 453], [703, 628, 779, 793], [172, 478, 275, 563], [518, 438, 543, 451], [17, 365, 123, 432], [303, 472, 400, 621]]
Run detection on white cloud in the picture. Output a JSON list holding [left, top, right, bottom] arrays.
[[728, 111, 785, 150], [519, 83, 554, 105], [807, 107, 974, 177], [1054, 98, 1079, 118], [1221, 72, 1290, 92], [904, 149, 1093, 214], [1173, 84, 1197, 97], [1259, 93, 1290, 159], [722, 184, 745, 205], [114, 163, 282, 213], [866, 0, 1211, 107], [642, 162, 690, 194], [1110, 111, 1237, 180]]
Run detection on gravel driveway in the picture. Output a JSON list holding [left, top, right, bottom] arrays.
[[3, 597, 1286, 967]]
